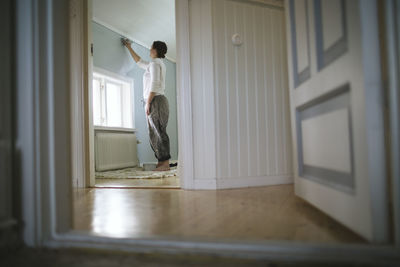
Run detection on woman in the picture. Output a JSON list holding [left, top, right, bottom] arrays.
[[123, 39, 171, 171]]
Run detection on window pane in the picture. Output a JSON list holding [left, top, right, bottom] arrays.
[[92, 79, 102, 126], [105, 82, 122, 127], [121, 85, 132, 128], [92, 72, 133, 129]]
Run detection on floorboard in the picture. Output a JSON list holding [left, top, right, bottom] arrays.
[[73, 184, 365, 243]]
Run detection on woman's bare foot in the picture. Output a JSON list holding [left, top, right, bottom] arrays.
[[154, 165, 170, 171], [154, 160, 170, 171]]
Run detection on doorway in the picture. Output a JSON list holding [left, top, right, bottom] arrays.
[[10, 0, 400, 264], [91, 1, 179, 189], [72, 0, 363, 242], [77, 0, 180, 189], [65, 0, 395, 259]]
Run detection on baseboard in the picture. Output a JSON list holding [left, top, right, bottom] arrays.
[[192, 175, 294, 190], [216, 175, 294, 189], [193, 178, 217, 190]]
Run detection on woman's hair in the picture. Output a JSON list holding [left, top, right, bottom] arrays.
[[152, 41, 167, 58]]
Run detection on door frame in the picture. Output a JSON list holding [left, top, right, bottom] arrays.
[[384, 0, 400, 246], [70, 0, 194, 189], [14, 0, 400, 263]]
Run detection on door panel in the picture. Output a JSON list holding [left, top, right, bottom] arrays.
[[289, 0, 311, 87], [285, 0, 388, 242]]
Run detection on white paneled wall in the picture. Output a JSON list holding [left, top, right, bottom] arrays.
[[187, 0, 292, 189], [212, 0, 293, 184], [189, 0, 217, 187]]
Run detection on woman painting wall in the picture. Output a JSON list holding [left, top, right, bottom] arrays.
[[123, 39, 172, 171]]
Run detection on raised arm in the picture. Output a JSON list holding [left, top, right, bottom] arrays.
[[122, 39, 141, 63]]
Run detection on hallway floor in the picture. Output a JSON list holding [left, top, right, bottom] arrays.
[[95, 176, 180, 188], [73, 184, 365, 243]]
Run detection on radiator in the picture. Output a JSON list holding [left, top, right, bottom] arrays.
[[95, 130, 139, 171]]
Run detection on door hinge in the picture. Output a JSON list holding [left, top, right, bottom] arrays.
[[91, 43, 93, 56]]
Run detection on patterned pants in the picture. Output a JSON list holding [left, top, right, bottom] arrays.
[[146, 95, 171, 162]]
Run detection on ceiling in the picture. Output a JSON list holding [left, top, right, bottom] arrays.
[[93, 0, 176, 61]]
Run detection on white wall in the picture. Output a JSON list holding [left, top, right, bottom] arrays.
[[188, 0, 218, 189], [188, 0, 293, 189]]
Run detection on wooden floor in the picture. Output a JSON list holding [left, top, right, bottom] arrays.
[[73, 184, 365, 243], [95, 176, 180, 188]]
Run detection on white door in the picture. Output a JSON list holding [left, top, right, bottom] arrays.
[[285, 0, 388, 242]]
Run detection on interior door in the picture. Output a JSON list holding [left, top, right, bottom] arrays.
[[285, 0, 388, 242]]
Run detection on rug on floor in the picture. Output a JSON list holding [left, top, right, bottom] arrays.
[[95, 166, 177, 179]]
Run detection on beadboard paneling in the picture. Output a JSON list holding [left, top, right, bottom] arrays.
[[213, 0, 293, 180], [189, 0, 217, 181]]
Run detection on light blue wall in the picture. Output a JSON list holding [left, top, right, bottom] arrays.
[[92, 22, 178, 163]]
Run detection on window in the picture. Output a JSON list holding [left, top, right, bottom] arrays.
[[92, 69, 134, 129]]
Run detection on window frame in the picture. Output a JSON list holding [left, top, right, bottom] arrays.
[[92, 67, 135, 130]]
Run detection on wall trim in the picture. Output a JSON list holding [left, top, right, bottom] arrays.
[[176, 0, 195, 189], [360, 0, 389, 243], [385, 0, 400, 246], [217, 175, 293, 189], [70, 0, 89, 188], [194, 179, 217, 190], [193, 175, 294, 190], [45, 232, 400, 265], [15, 0, 43, 246]]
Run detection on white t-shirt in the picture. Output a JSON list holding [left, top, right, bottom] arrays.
[[137, 57, 166, 101]]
